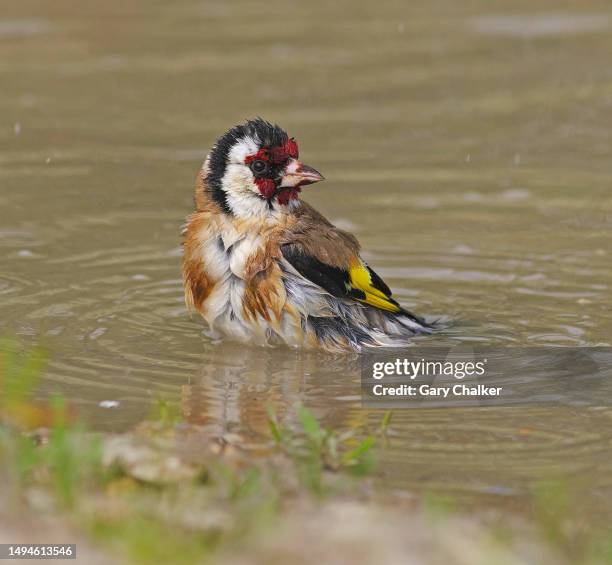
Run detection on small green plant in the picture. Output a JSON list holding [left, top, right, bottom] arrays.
[[267, 405, 381, 494], [0, 338, 47, 429], [89, 511, 214, 565], [0, 339, 47, 492], [151, 396, 181, 427], [0, 340, 105, 507]]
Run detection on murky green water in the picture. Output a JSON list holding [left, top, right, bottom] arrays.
[[2, 0, 612, 507]]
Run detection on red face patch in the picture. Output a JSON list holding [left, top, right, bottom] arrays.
[[244, 148, 268, 165], [245, 138, 299, 167], [269, 138, 299, 163], [254, 178, 276, 199], [277, 187, 301, 205], [246, 138, 300, 202]]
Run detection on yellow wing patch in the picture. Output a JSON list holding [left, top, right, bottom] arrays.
[[348, 259, 401, 313]]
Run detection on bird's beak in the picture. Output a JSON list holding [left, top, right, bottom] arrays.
[[279, 158, 325, 188]]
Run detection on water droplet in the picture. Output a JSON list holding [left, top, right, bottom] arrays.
[[501, 188, 530, 200], [89, 327, 107, 340], [99, 400, 119, 409]]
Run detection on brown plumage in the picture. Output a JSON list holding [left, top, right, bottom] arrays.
[[280, 201, 361, 268]]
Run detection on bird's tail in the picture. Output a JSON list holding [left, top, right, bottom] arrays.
[[305, 307, 440, 352]]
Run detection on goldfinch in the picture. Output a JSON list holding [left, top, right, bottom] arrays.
[[182, 118, 432, 351]]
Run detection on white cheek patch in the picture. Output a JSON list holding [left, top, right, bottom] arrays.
[[222, 160, 271, 219], [222, 164, 262, 215], [228, 136, 259, 164], [220, 135, 287, 219], [224, 163, 256, 192]]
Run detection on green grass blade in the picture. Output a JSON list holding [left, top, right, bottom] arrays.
[[341, 435, 375, 465], [297, 406, 322, 442]]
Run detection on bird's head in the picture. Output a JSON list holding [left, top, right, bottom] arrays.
[[204, 118, 324, 217]]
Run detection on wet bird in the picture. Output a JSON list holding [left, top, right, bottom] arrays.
[[182, 118, 432, 351]]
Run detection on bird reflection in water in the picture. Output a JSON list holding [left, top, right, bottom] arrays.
[[179, 342, 364, 448]]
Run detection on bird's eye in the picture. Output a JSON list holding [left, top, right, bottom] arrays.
[[250, 159, 269, 175]]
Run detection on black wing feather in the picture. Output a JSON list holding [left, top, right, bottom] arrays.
[[281, 243, 350, 297]]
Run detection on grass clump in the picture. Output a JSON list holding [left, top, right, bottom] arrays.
[[0, 341, 108, 509], [267, 405, 386, 495]]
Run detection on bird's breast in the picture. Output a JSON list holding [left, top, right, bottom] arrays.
[[226, 234, 264, 279]]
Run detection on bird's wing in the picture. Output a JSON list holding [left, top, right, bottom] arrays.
[[280, 242, 402, 313]]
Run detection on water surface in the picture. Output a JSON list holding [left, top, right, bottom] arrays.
[[2, 0, 612, 509]]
